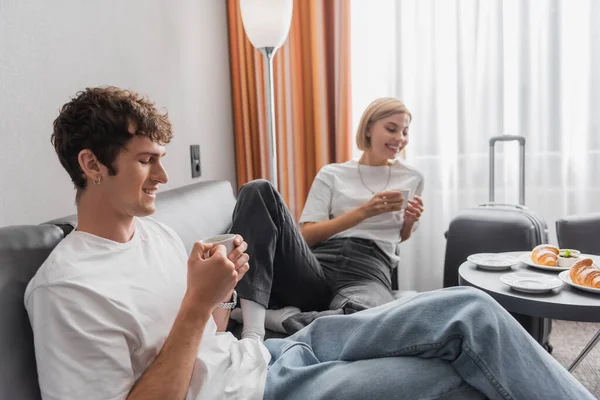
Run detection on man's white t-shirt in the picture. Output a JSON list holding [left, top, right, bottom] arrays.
[[24, 217, 270, 400], [300, 159, 424, 266]]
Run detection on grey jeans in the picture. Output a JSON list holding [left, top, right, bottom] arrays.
[[231, 180, 397, 333]]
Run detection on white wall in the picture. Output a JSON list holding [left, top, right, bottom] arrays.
[[0, 0, 237, 227]]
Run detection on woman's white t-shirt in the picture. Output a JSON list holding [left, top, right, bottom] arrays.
[[24, 217, 270, 400], [300, 159, 424, 266]]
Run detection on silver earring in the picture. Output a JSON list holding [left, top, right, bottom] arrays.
[[93, 177, 101, 185]]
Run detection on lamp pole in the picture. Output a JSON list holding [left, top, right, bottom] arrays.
[[239, 0, 293, 191], [259, 47, 278, 189]]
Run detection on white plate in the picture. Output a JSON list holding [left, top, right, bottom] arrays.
[[467, 253, 520, 270], [558, 270, 600, 295], [500, 272, 563, 293], [518, 253, 570, 272]]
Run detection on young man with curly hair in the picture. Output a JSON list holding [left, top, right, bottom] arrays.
[[24, 86, 595, 400]]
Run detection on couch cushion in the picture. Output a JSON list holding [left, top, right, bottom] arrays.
[[151, 180, 237, 252], [0, 224, 64, 400]]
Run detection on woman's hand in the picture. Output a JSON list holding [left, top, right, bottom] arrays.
[[404, 195, 424, 225], [359, 191, 405, 219]]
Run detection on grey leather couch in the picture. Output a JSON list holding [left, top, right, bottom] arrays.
[[1, 224, 63, 400], [1, 179, 483, 400]]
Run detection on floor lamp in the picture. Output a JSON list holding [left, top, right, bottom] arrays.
[[239, 0, 293, 190]]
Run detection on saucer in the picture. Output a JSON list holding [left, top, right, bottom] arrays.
[[467, 253, 520, 270], [500, 272, 563, 293]]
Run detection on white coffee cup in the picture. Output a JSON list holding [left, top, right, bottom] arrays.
[[201, 233, 236, 258], [386, 189, 411, 210]]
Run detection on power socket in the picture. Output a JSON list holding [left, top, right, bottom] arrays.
[[190, 145, 201, 178]]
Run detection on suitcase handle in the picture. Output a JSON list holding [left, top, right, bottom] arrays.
[[489, 135, 525, 205], [479, 202, 528, 210]]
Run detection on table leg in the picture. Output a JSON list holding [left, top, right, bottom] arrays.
[[568, 328, 600, 373]]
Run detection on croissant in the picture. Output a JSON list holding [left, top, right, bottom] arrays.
[[570, 258, 600, 288], [531, 244, 559, 266]]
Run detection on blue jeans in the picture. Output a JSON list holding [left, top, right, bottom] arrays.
[[263, 287, 594, 400]]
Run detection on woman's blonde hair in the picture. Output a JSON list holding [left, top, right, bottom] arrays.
[[355, 97, 412, 151]]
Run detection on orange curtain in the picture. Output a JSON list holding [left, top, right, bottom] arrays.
[[227, 0, 352, 219]]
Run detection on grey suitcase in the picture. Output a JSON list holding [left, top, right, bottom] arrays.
[[443, 135, 552, 351]]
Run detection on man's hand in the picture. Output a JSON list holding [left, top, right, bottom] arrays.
[[186, 242, 238, 310], [209, 235, 250, 331], [228, 235, 250, 282], [219, 235, 250, 304]]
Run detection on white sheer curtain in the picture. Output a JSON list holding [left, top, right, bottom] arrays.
[[351, 0, 600, 292]]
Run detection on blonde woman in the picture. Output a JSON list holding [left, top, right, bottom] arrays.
[[297, 98, 424, 315], [232, 98, 424, 337]]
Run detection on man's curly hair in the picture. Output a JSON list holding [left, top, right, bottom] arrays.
[[51, 86, 173, 191]]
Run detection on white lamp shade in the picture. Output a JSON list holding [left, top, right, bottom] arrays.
[[239, 0, 293, 49]]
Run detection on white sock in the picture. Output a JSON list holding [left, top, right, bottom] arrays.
[[240, 299, 266, 341], [265, 306, 301, 333], [232, 305, 302, 334]]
